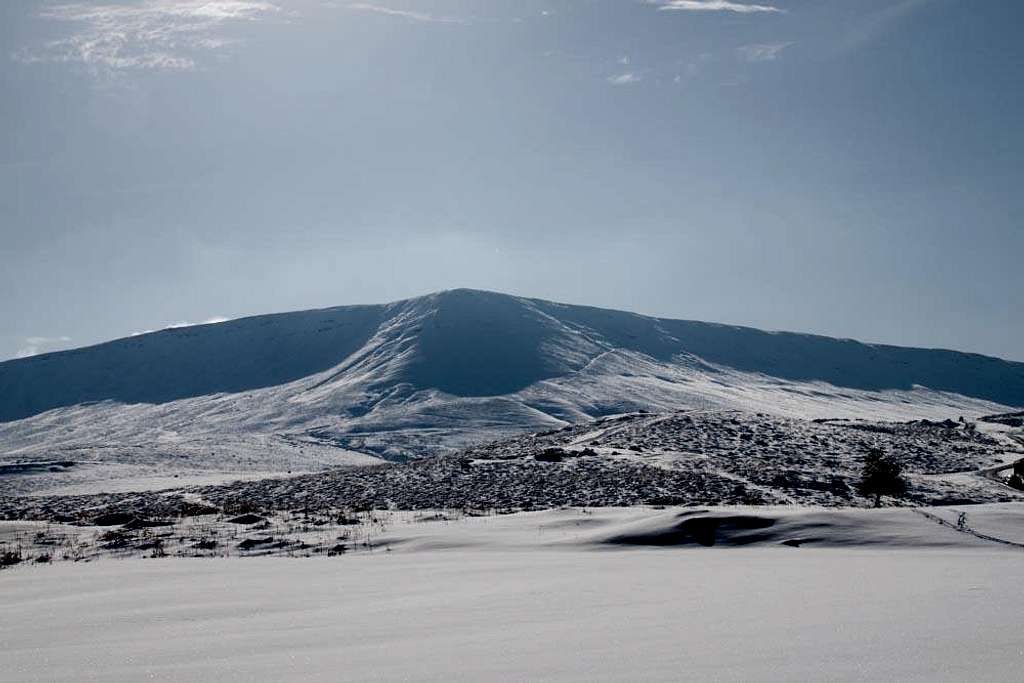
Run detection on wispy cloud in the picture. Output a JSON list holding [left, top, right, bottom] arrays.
[[15, 336, 72, 359], [737, 41, 792, 62], [840, 0, 934, 55], [656, 1, 782, 13], [347, 3, 465, 24], [608, 72, 642, 85], [13, 1, 279, 72]]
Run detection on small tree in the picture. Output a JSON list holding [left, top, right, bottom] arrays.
[[858, 448, 906, 507], [1008, 459, 1024, 491]]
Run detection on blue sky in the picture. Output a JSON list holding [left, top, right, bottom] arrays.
[[1, 0, 1021, 361]]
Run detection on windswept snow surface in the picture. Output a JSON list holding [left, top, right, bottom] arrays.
[[2, 289, 1022, 493], [3, 506, 1024, 682]]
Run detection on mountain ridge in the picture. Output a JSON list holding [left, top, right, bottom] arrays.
[[2, 288, 1022, 424]]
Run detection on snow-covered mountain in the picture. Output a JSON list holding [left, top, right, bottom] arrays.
[[2, 289, 1022, 494]]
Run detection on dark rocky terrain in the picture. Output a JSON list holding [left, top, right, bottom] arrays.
[[3, 410, 1021, 524]]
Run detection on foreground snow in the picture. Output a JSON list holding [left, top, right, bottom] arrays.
[[3, 546, 1023, 682], [3, 505, 1024, 681]]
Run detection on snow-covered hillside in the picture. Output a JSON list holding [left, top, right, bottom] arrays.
[[1, 289, 1022, 493]]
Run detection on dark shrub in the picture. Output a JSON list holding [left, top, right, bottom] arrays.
[[535, 448, 564, 463], [1, 547, 23, 568], [858, 448, 907, 507]]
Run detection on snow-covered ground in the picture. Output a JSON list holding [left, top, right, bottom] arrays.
[[3, 505, 1024, 682], [3, 410, 1021, 515]]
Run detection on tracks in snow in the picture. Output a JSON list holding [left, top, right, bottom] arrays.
[[912, 508, 1024, 550]]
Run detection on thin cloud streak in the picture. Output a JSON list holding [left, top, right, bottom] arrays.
[[657, 1, 782, 13], [13, 1, 279, 72], [608, 72, 642, 85], [737, 41, 793, 62], [347, 3, 465, 24], [840, 0, 935, 55]]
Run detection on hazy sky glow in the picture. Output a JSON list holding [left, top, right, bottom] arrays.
[[1, 0, 1021, 361]]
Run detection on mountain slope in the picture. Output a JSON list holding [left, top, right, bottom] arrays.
[[1, 289, 1021, 494], [0, 304, 387, 422], [3, 288, 1022, 419]]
